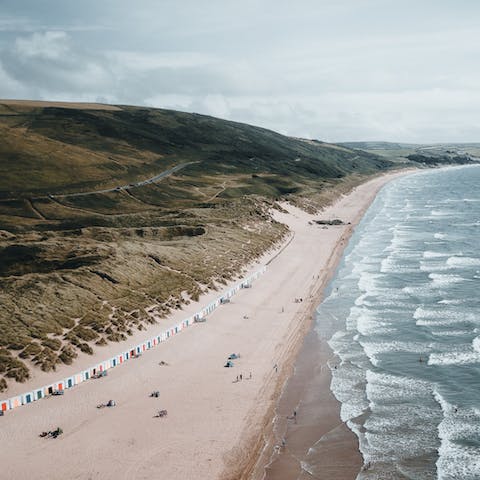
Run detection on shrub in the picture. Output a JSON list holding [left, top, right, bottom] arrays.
[[41, 338, 62, 351], [58, 345, 77, 365], [72, 326, 98, 342], [19, 342, 42, 359], [79, 343, 93, 355], [5, 359, 30, 382]]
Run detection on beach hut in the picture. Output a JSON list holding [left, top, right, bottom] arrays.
[[22, 392, 34, 404], [45, 384, 55, 395], [65, 376, 75, 389], [34, 388, 44, 400], [1, 400, 8, 412], [10, 396, 21, 409], [75, 373, 83, 384]]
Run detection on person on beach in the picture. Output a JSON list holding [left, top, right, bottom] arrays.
[[249, 372, 252, 379], [240, 374, 243, 380]]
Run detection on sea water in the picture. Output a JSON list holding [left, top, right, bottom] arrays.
[[314, 165, 480, 479]]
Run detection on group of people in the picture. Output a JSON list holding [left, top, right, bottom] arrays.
[[234, 372, 252, 382], [39, 427, 63, 439]]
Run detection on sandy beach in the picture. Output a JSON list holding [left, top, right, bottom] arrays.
[[0, 170, 411, 480]]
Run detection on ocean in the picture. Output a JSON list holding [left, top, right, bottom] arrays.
[[316, 165, 480, 480]]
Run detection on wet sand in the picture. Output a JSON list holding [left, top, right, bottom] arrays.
[[256, 322, 362, 480]]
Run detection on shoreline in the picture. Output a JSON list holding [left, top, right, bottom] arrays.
[[0, 169, 414, 480], [242, 169, 416, 480]]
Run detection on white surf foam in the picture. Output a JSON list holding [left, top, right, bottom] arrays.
[[424, 250, 449, 259], [434, 390, 480, 480], [447, 256, 480, 268], [428, 349, 480, 366], [429, 273, 465, 286]]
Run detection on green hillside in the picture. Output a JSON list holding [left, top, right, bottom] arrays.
[[0, 100, 393, 391]]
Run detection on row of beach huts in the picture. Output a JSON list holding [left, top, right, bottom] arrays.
[[0, 267, 266, 414]]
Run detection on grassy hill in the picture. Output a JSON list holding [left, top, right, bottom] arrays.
[[0, 100, 393, 391]]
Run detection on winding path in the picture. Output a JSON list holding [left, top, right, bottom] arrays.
[[36, 161, 196, 200]]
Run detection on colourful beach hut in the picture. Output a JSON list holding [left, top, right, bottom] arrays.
[[1, 400, 8, 412], [34, 388, 44, 400], [45, 384, 55, 395], [65, 376, 75, 389], [22, 392, 34, 404]]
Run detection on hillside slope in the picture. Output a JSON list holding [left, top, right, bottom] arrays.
[[0, 100, 392, 391]]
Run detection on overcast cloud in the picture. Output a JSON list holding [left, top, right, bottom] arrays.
[[1, 0, 479, 143]]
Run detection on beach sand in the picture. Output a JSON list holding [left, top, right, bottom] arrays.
[[0, 170, 411, 480]]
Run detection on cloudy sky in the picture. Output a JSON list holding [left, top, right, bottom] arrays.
[[1, 0, 479, 143]]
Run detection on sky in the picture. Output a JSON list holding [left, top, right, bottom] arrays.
[[1, 0, 479, 143]]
